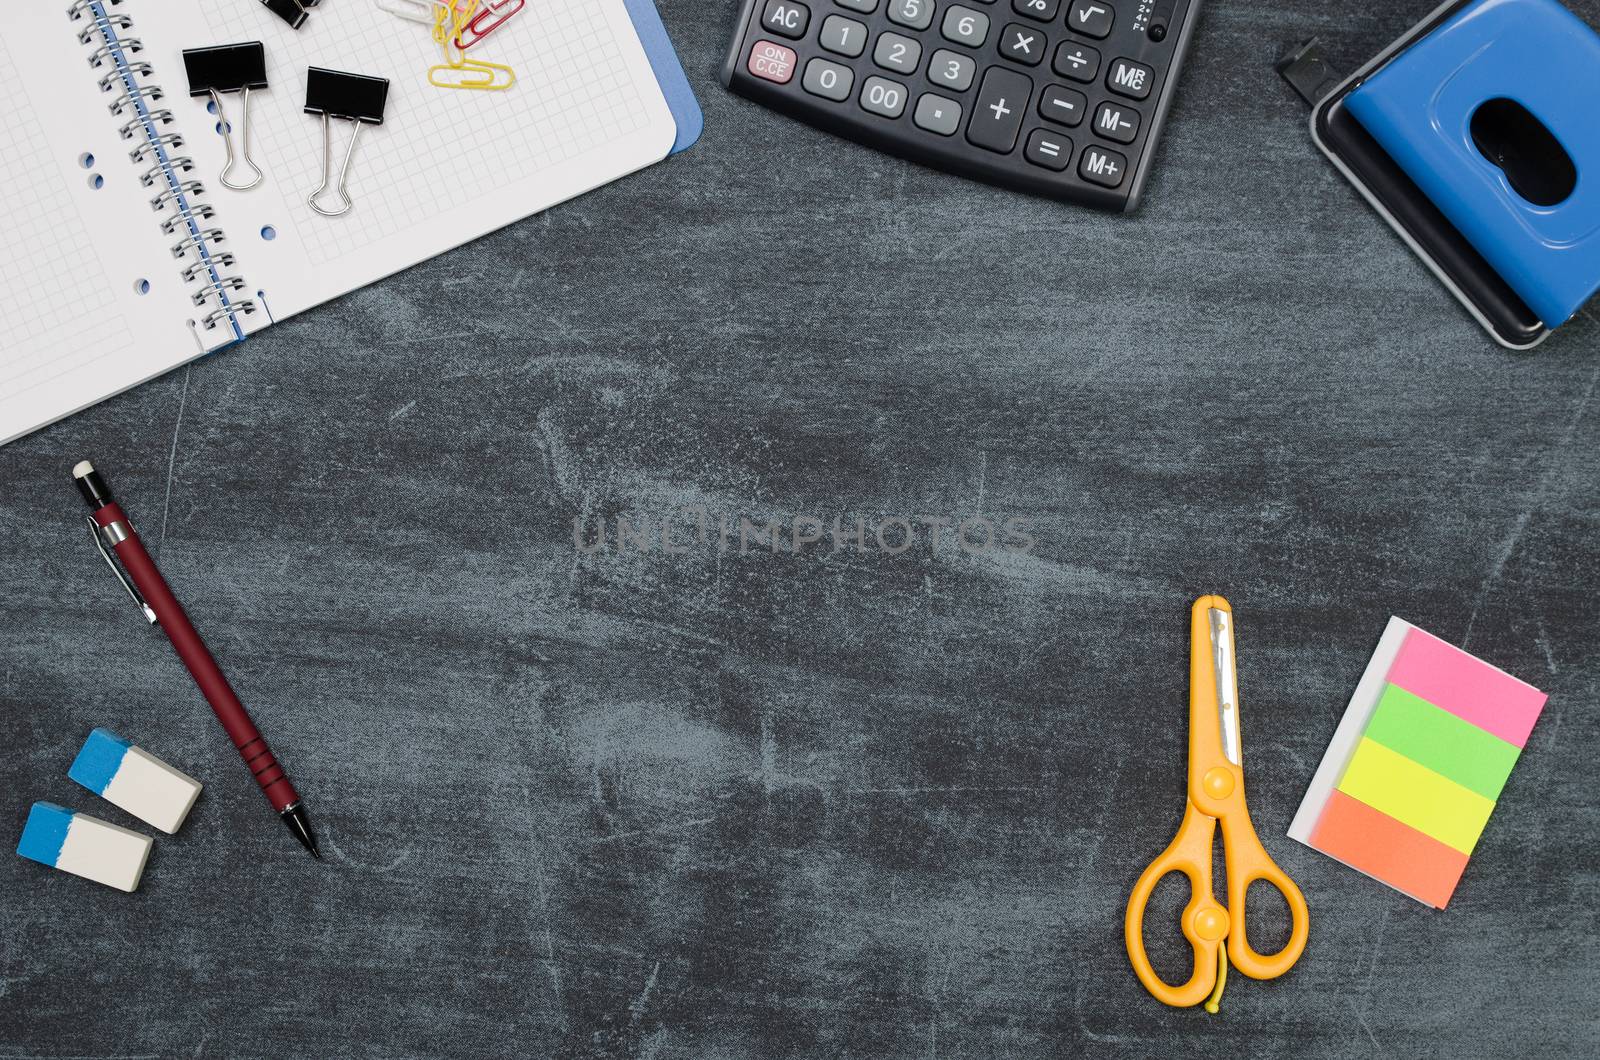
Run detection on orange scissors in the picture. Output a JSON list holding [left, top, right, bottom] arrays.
[[1125, 596, 1310, 1012]]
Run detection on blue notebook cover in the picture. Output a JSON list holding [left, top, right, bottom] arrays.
[[1346, 0, 1600, 327], [624, 0, 703, 154]]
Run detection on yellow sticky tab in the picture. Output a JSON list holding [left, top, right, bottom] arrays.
[[1336, 737, 1495, 855]]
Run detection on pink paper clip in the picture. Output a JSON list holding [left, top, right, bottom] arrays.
[[456, 0, 524, 50]]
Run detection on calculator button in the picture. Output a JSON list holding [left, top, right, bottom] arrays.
[[914, 92, 963, 135], [1079, 143, 1126, 186], [1107, 57, 1154, 100], [1039, 84, 1086, 126], [748, 40, 799, 83], [874, 31, 923, 73], [860, 75, 910, 118], [803, 57, 856, 100], [886, 0, 935, 30], [1066, 0, 1113, 38], [1092, 100, 1139, 142], [820, 15, 869, 56], [1012, 0, 1061, 21], [941, 6, 990, 48], [1024, 128, 1072, 170], [836, 0, 880, 11], [967, 66, 1032, 153], [1000, 23, 1047, 66], [927, 49, 976, 91], [1052, 41, 1100, 82], [761, 0, 812, 40]]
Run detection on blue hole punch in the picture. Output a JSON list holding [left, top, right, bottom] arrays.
[[1290, 0, 1600, 347], [1344, 0, 1600, 334]]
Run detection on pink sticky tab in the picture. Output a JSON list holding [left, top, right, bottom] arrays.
[[1386, 627, 1547, 747]]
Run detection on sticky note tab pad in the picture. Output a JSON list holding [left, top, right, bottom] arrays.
[[69, 728, 202, 834], [17, 802, 152, 892], [1288, 618, 1547, 908]]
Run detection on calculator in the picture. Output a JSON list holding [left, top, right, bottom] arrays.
[[722, 0, 1202, 211]]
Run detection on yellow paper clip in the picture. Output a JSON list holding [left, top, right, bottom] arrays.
[[429, 0, 477, 41], [427, 0, 516, 91], [428, 57, 516, 91]]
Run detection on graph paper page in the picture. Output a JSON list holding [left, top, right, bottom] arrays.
[[148, 0, 676, 321], [0, 7, 235, 446]]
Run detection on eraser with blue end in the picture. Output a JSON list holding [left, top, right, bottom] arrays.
[[1345, 0, 1600, 328], [17, 802, 152, 892], [69, 728, 202, 834]]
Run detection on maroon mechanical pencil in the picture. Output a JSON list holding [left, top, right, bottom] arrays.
[[74, 460, 319, 858]]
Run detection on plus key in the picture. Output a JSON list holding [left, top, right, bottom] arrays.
[[967, 67, 1033, 154]]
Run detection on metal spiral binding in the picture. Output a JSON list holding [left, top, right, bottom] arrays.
[[139, 157, 194, 187], [98, 62, 150, 90], [129, 132, 185, 165], [68, 0, 257, 338], [118, 110, 174, 140]]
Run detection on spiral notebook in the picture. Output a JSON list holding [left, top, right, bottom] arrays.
[[0, 0, 684, 446]]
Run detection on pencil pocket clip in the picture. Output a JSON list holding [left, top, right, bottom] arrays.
[[303, 67, 391, 217], [182, 43, 268, 191], [85, 516, 157, 625]]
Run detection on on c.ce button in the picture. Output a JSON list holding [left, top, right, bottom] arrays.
[[748, 40, 799, 84]]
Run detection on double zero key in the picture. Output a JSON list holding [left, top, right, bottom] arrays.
[[967, 67, 1031, 154]]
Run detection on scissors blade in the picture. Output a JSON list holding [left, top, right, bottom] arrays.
[[1208, 606, 1241, 765]]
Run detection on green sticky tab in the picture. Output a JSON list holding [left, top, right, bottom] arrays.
[[1365, 684, 1521, 799]]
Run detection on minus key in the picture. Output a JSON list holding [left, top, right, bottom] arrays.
[[1039, 85, 1087, 127]]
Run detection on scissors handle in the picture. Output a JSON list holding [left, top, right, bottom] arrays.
[[1124, 804, 1228, 1009], [1218, 806, 1310, 979], [1125, 802, 1311, 1007]]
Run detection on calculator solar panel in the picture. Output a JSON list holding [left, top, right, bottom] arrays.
[[722, 0, 1202, 211]]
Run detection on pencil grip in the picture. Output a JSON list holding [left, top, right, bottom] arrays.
[[96, 505, 300, 812], [235, 733, 296, 807]]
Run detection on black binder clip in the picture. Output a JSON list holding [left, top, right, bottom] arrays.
[[304, 67, 389, 218], [183, 43, 268, 191], [260, 0, 318, 30]]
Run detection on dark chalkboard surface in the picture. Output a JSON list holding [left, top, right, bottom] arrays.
[[2, 1, 1596, 1056]]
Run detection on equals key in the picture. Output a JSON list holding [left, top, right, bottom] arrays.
[[1024, 128, 1073, 171]]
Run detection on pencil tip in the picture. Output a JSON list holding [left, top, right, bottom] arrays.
[[281, 802, 321, 860]]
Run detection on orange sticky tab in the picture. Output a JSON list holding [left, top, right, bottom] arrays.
[[1309, 791, 1470, 908]]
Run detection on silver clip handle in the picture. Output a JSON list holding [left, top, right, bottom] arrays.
[[307, 112, 362, 217], [212, 86, 265, 191], [87, 516, 158, 625]]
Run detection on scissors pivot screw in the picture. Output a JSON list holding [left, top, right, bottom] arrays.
[[1193, 908, 1229, 942], [1202, 767, 1235, 800]]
